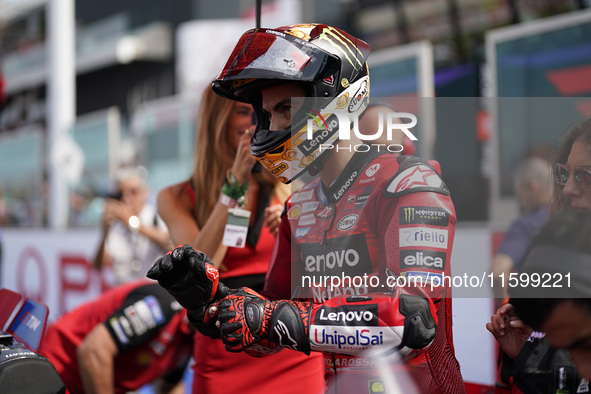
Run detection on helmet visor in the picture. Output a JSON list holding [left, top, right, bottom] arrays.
[[216, 29, 334, 90]]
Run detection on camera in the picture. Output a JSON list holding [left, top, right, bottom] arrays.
[[0, 289, 66, 394], [0, 331, 66, 393]]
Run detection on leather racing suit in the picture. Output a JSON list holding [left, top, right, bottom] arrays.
[[262, 150, 465, 393]]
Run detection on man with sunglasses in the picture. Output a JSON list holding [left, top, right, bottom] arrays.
[[149, 24, 465, 393]]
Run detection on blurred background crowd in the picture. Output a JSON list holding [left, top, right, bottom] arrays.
[[1, 0, 590, 229], [3, 2, 591, 391]]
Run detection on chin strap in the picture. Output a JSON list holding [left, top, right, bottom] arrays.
[[308, 144, 335, 176]]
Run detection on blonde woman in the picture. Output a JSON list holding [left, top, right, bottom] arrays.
[[157, 86, 324, 393]]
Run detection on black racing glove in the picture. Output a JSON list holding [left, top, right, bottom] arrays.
[[147, 244, 229, 337], [216, 287, 311, 355]]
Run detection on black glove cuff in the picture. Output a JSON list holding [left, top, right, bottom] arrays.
[[399, 294, 436, 350], [268, 302, 311, 355]]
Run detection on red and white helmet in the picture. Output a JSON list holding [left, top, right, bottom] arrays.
[[213, 24, 371, 183]]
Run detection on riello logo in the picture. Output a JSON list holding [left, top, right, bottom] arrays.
[[305, 111, 419, 153]]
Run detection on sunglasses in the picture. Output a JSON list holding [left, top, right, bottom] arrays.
[[553, 163, 591, 187]]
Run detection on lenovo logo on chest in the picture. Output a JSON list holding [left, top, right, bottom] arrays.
[[305, 249, 360, 272], [301, 234, 372, 276]]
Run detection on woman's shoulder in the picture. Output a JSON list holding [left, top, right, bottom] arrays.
[[160, 179, 193, 195], [157, 180, 195, 210]]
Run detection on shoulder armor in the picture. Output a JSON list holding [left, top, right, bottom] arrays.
[[384, 156, 450, 198]]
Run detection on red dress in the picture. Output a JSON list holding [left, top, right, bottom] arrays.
[[182, 180, 325, 393]]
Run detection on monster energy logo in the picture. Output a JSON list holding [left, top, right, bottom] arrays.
[[319, 27, 363, 70], [403, 207, 415, 223], [399, 206, 449, 226]]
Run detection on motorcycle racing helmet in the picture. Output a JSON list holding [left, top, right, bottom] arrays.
[[213, 24, 371, 183]]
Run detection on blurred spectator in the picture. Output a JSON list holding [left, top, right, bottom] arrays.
[[38, 280, 193, 394], [68, 187, 92, 227], [68, 186, 102, 227], [0, 188, 9, 225], [93, 166, 172, 285], [0, 61, 5, 108], [488, 211, 591, 391], [487, 117, 591, 392], [490, 157, 552, 306]]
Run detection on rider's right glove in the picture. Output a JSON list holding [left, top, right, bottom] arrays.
[[147, 244, 229, 338]]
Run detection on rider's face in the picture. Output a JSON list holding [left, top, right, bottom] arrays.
[[261, 83, 306, 131]]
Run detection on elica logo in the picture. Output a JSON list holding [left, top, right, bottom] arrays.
[[315, 304, 378, 326], [305, 107, 419, 154], [400, 250, 446, 271]]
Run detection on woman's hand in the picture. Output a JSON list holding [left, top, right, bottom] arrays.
[[231, 126, 258, 185], [264, 204, 283, 236]]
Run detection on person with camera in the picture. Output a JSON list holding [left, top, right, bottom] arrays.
[[93, 166, 172, 285]]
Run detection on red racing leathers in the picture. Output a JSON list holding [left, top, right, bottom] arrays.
[[261, 151, 465, 393]]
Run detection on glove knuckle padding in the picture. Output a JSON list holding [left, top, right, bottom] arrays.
[[244, 300, 267, 336], [268, 302, 311, 355], [398, 294, 436, 349]]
